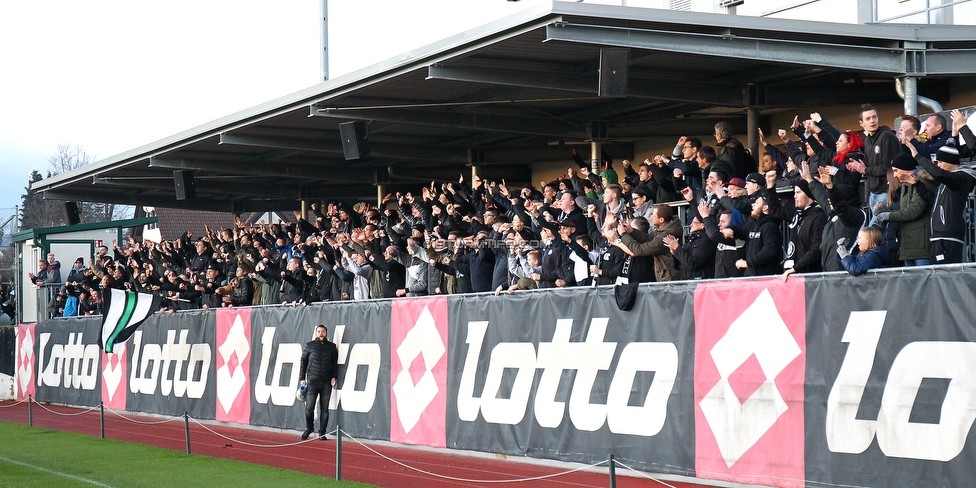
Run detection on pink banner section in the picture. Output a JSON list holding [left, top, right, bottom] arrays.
[[101, 345, 127, 410], [390, 297, 448, 448], [215, 308, 252, 424], [694, 278, 807, 488], [15, 324, 36, 401]]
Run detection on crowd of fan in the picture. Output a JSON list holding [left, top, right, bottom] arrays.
[[33, 105, 976, 316]]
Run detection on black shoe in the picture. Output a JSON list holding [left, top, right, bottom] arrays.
[[301, 429, 313, 440], [318, 432, 329, 441]]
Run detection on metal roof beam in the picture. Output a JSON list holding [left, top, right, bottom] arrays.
[[92, 175, 309, 200], [545, 23, 912, 75], [43, 189, 300, 213], [218, 133, 345, 154], [924, 49, 976, 75], [219, 133, 470, 164], [428, 65, 744, 106], [428, 65, 594, 93], [311, 106, 588, 140], [147, 157, 375, 184]]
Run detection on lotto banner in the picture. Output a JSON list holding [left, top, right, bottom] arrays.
[[123, 309, 216, 419], [15, 266, 976, 488], [694, 278, 807, 488], [445, 286, 698, 476], [14, 323, 36, 401], [246, 302, 392, 438], [30, 317, 102, 407], [803, 270, 976, 488]]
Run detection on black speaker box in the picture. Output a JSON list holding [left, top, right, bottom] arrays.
[[338, 121, 369, 160], [598, 48, 629, 98], [174, 170, 196, 200], [63, 201, 81, 226]]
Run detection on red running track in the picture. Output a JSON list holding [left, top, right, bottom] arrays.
[[0, 400, 711, 488]]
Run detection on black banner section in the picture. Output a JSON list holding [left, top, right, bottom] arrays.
[[0, 326, 14, 376], [804, 269, 976, 488], [125, 309, 216, 419], [248, 302, 391, 438], [32, 316, 102, 407], [446, 285, 698, 477]]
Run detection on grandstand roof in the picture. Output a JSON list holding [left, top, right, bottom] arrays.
[[31, 1, 976, 212]]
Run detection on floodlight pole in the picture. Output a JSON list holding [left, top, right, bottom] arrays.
[[321, 0, 329, 81]]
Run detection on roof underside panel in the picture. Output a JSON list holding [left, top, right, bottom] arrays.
[[33, 3, 976, 211]]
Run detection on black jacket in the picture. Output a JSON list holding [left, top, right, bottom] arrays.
[[703, 215, 745, 279], [671, 229, 717, 280], [767, 195, 827, 273], [300, 338, 339, 383], [733, 214, 783, 276], [918, 156, 976, 241], [862, 126, 899, 195]]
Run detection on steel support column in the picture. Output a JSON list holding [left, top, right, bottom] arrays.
[[590, 141, 601, 173], [902, 76, 918, 116], [747, 108, 760, 166]]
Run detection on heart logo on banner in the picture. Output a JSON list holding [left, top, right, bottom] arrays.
[[16, 333, 33, 396], [103, 344, 125, 402], [392, 306, 446, 433], [216, 315, 249, 415]]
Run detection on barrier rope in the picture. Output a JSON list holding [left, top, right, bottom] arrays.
[[339, 428, 609, 484], [32, 402, 99, 417], [188, 417, 336, 448], [0, 398, 28, 408], [612, 459, 680, 488], [105, 408, 182, 426], [1, 401, 695, 487]]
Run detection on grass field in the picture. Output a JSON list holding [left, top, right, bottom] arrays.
[[0, 421, 374, 488]]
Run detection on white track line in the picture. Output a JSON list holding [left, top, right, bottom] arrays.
[[0, 454, 115, 487]]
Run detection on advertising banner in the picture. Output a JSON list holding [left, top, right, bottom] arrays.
[[32, 317, 102, 407], [694, 278, 806, 488], [248, 302, 391, 438], [215, 307, 251, 424], [17, 266, 976, 488], [803, 270, 976, 488], [15, 323, 36, 401], [124, 310, 216, 419], [390, 297, 449, 448], [446, 286, 698, 476]]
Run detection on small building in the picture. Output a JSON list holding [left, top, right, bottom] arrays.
[[12, 217, 157, 324]]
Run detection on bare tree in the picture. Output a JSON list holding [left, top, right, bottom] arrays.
[[21, 144, 132, 229], [20, 170, 64, 229]]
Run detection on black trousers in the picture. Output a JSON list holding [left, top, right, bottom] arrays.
[[305, 380, 333, 434], [932, 239, 964, 264]]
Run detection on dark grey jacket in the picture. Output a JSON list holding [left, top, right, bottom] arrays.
[[300, 338, 339, 384]]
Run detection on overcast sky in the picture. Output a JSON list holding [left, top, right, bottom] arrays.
[[0, 0, 545, 215]]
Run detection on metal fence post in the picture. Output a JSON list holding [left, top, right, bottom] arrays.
[[609, 453, 616, 488], [335, 424, 342, 481], [184, 412, 191, 455]]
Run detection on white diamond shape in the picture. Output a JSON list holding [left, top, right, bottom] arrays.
[[392, 305, 446, 434], [216, 315, 250, 415], [16, 331, 33, 396], [102, 344, 125, 402], [699, 289, 801, 467]]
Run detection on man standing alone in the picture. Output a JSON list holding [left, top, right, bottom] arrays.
[[300, 324, 339, 440]]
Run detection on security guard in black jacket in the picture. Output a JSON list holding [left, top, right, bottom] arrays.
[[299, 324, 339, 440]]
